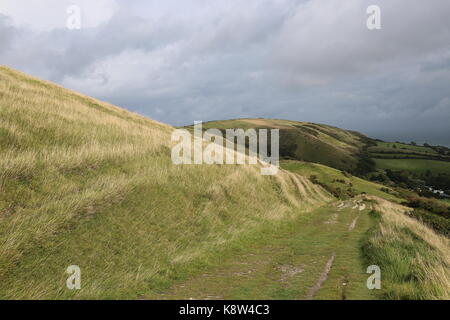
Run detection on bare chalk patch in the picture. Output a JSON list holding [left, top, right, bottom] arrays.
[[306, 253, 336, 300], [277, 264, 304, 282], [338, 201, 353, 211], [324, 213, 339, 225], [348, 215, 360, 231]]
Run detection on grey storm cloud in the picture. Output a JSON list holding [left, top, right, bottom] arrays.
[[0, 15, 16, 54], [0, 0, 449, 145]]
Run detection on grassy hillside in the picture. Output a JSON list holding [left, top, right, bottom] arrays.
[[369, 141, 450, 176], [375, 159, 450, 175], [1, 66, 448, 300], [368, 140, 450, 196], [281, 160, 400, 202], [282, 161, 450, 299], [196, 119, 375, 174], [0, 66, 331, 299], [364, 197, 449, 299]]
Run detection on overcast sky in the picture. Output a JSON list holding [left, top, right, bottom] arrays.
[[1, 0, 449, 145]]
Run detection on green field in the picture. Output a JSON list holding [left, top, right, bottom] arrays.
[[371, 153, 429, 159], [375, 159, 450, 174], [369, 142, 438, 155]]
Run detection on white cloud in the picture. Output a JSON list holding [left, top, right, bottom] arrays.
[[1, 0, 450, 144], [273, 0, 450, 86], [0, 0, 118, 31]]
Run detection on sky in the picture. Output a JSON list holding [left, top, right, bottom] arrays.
[[1, 0, 449, 145]]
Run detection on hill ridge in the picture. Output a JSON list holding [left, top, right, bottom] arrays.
[[0, 65, 331, 299]]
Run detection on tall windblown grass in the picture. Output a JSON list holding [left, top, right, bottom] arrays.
[[2, 65, 446, 300], [0, 65, 331, 298], [363, 196, 450, 300]]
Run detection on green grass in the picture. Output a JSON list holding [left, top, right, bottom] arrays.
[[363, 207, 449, 300], [1, 65, 448, 300], [281, 160, 400, 202], [152, 195, 450, 300], [370, 153, 429, 159], [0, 65, 330, 299], [369, 142, 438, 155], [151, 202, 378, 300], [198, 119, 368, 173], [375, 159, 450, 174]]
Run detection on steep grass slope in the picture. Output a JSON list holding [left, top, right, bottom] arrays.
[[364, 197, 449, 299], [0, 66, 331, 299], [281, 160, 400, 202], [282, 161, 450, 299], [197, 119, 374, 174], [1, 66, 448, 300]]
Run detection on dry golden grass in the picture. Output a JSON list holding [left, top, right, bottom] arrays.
[[0, 65, 331, 298], [2, 65, 446, 300], [364, 195, 450, 300], [370, 196, 449, 262]]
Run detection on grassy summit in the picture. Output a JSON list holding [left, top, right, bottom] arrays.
[[198, 119, 375, 174]]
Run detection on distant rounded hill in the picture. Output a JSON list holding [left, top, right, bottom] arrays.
[[193, 118, 376, 175]]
